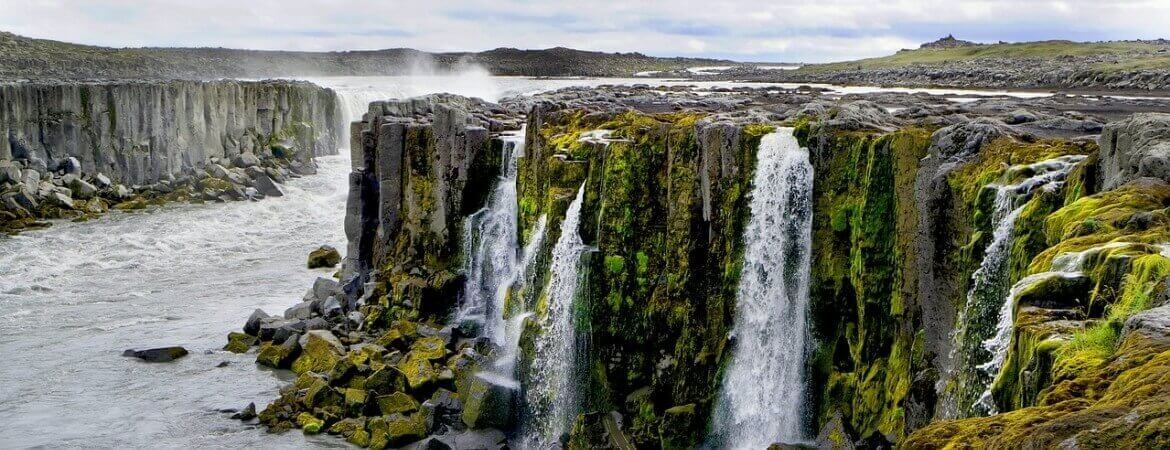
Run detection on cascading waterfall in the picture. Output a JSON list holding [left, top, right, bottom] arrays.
[[523, 184, 588, 449], [460, 128, 526, 342], [492, 215, 548, 377], [709, 129, 814, 448], [945, 154, 1086, 416], [976, 241, 1170, 412]]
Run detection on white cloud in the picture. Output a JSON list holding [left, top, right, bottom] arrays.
[[0, 0, 1166, 62]]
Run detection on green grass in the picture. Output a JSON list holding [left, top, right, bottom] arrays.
[[797, 40, 1170, 73]]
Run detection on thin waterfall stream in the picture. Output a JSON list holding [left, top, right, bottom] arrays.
[[523, 184, 589, 449], [944, 154, 1086, 416], [709, 129, 814, 448]]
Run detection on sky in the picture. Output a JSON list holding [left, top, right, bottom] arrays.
[[2, 0, 1169, 63]]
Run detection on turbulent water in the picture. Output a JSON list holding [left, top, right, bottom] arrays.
[[523, 184, 588, 449], [710, 130, 814, 448], [0, 76, 518, 449], [945, 154, 1086, 417]]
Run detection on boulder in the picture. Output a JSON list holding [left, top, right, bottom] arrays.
[[1122, 304, 1170, 346], [59, 157, 81, 175], [94, 173, 112, 188], [307, 245, 342, 269], [224, 332, 258, 353], [47, 191, 74, 209], [378, 391, 422, 415], [254, 173, 285, 197], [122, 346, 189, 362], [244, 309, 269, 336], [369, 413, 429, 448], [304, 276, 342, 302], [291, 330, 346, 374], [396, 354, 439, 392], [1004, 109, 1039, 125], [1099, 113, 1170, 190], [230, 402, 257, 421], [257, 317, 287, 341], [813, 411, 858, 450], [256, 335, 301, 368], [233, 152, 262, 168], [69, 178, 98, 199], [296, 412, 325, 434], [461, 373, 518, 429], [929, 118, 1014, 160], [284, 301, 315, 320], [0, 161, 20, 185]]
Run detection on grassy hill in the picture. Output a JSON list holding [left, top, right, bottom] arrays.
[[0, 32, 732, 80]]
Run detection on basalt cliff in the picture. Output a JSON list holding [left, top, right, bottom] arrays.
[[220, 84, 1170, 449], [0, 79, 342, 233]]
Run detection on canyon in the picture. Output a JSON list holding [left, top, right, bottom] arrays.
[[2, 34, 1170, 450]]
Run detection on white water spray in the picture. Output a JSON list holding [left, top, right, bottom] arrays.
[[710, 129, 814, 448]]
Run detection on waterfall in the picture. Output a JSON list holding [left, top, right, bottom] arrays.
[[710, 129, 814, 448], [946, 154, 1085, 416], [523, 184, 588, 449], [460, 129, 525, 341], [975, 240, 1156, 412]]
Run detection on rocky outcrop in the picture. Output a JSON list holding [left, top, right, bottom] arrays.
[[1, 80, 340, 181], [0, 79, 342, 232], [1098, 113, 1170, 190]]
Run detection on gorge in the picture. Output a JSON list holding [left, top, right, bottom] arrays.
[[4, 40, 1170, 450]]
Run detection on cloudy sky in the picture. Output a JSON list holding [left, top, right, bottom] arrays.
[[3, 0, 1168, 62]]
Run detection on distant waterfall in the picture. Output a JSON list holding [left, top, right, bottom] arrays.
[[523, 184, 588, 449], [945, 155, 1085, 416], [460, 129, 526, 341], [710, 129, 814, 448]]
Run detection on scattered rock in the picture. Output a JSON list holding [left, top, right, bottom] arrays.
[[122, 346, 189, 362], [231, 402, 257, 420], [224, 332, 258, 353], [307, 245, 341, 269], [254, 174, 284, 197], [461, 373, 518, 429], [244, 309, 270, 336]]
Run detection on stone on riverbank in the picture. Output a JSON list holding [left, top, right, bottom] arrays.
[[307, 245, 341, 269], [122, 346, 189, 362]]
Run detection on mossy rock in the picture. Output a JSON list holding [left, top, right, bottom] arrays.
[[223, 332, 257, 353], [462, 373, 519, 429], [395, 354, 438, 392], [296, 412, 324, 435], [658, 403, 699, 450], [368, 413, 428, 449], [291, 330, 346, 374], [409, 336, 449, 361], [256, 338, 300, 368], [307, 245, 341, 269], [343, 388, 369, 413], [377, 391, 421, 415]]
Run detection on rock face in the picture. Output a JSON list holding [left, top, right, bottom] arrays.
[[235, 87, 1170, 448], [0, 79, 342, 233], [1098, 113, 1170, 190], [0, 80, 342, 183]]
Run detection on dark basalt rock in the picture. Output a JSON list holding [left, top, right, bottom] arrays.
[[122, 346, 189, 362]]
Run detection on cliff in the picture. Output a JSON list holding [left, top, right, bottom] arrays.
[[222, 85, 1170, 449], [0, 79, 342, 232]]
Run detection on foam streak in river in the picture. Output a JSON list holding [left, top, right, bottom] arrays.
[[710, 129, 814, 448]]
